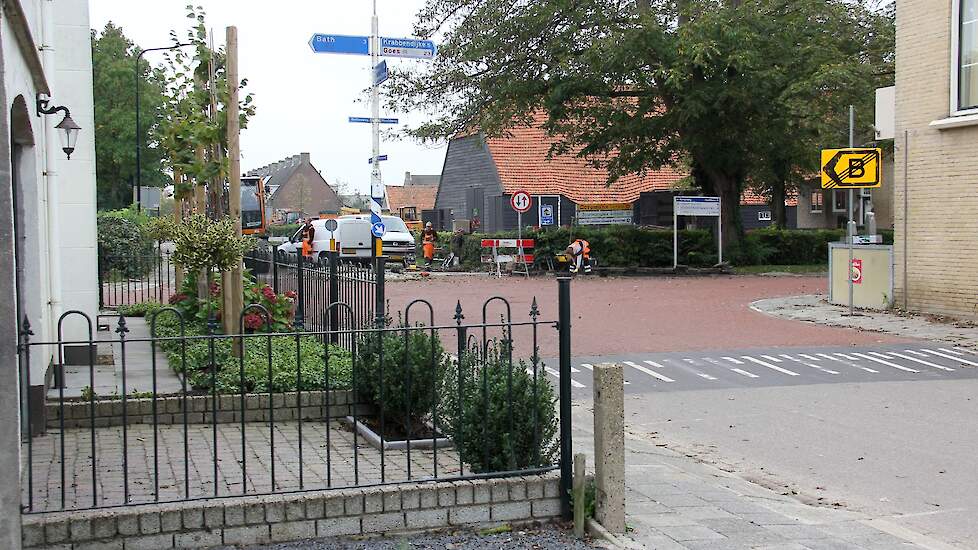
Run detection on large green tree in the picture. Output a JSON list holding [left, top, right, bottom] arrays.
[[92, 23, 168, 210], [390, 0, 894, 246]]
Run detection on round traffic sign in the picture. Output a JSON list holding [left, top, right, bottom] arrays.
[[324, 218, 338, 232], [510, 191, 532, 213], [371, 222, 386, 238]]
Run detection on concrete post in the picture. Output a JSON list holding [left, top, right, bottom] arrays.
[[593, 362, 625, 534]]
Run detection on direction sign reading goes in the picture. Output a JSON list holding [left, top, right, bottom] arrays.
[[510, 191, 532, 213], [821, 148, 883, 189]]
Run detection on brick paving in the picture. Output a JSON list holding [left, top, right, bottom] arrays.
[[22, 420, 463, 513]]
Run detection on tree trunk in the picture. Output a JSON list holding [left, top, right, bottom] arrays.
[[173, 167, 184, 290], [701, 168, 742, 255], [771, 181, 787, 229]]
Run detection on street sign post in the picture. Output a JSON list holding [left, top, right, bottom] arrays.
[[673, 197, 722, 269], [510, 191, 532, 277], [540, 204, 555, 226], [379, 37, 436, 59], [367, 155, 388, 163], [348, 117, 399, 124]]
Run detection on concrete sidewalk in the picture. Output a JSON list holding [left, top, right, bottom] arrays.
[[572, 403, 951, 550], [751, 294, 978, 351]]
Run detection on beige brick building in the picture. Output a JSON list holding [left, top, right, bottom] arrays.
[[894, 0, 978, 318]]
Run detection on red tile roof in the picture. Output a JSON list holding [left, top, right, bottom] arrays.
[[741, 188, 799, 207], [483, 113, 683, 204], [385, 183, 438, 213]]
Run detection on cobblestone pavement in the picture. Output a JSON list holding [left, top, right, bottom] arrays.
[[752, 294, 978, 350], [571, 404, 948, 550], [22, 420, 463, 513]]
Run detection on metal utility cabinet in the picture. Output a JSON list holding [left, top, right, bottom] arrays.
[[828, 243, 894, 310]]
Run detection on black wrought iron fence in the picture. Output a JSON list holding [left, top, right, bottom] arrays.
[[18, 279, 574, 518], [98, 246, 176, 309]]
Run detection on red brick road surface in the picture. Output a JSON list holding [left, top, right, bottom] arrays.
[[384, 274, 909, 358]]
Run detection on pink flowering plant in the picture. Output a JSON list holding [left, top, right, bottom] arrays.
[[242, 276, 295, 332]]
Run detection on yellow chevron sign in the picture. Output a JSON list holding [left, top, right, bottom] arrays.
[[821, 148, 882, 189]]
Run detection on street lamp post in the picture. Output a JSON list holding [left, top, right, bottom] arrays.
[[135, 43, 192, 212]]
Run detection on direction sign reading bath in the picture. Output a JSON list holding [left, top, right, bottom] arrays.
[[309, 34, 370, 55], [821, 148, 882, 189], [348, 117, 399, 124], [309, 34, 435, 59], [674, 196, 720, 217]]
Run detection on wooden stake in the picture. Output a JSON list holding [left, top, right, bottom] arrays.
[[173, 166, 184, 290], [224, 25, 244, 337]]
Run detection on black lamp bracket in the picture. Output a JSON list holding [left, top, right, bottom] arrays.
[[36, 95, 70, 118]]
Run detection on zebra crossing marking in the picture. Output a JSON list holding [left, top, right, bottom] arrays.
[[544, 366, 584, 388], [819, 353, 878, 373], [624, 361, 675, 383], [721, 357, 744, 365], [921, 348, 978, 366], [578, 363, 629, 384], [885, 352, 953, 372], [760, 355, 783, 362], [851, 352, 919, 373], [798, 353, 821, 362], [741, 356, 800, 376], [731, 368, 759, 378]]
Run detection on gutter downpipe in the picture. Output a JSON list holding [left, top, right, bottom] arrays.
[[41, 0, 63, 339]]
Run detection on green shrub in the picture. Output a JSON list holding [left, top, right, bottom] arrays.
[[268, 224, 301, 237], [116, 301, 165, 317], [441, 341, 558, 474], [150, 313, 352, 394], [356, 327, 451, 437], [97, 206, 155, 278]]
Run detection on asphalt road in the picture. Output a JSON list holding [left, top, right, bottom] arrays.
[[557, 344, 978, 549]]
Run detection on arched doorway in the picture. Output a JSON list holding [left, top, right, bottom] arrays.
[[10, 95, 39, 338]]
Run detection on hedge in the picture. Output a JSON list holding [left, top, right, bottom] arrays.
[[267, 223, 300, 237], [97, 206, 155, 278], [420, 226, 894, 269]]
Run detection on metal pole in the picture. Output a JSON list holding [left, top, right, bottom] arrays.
[[369, 0, 383, 259], [848, 105, 855, 316], [329, 251, 339, 345], [375, 256, 386, 328], [673, 208, 678, 269], [557, 277, 573, 521], [717, 200, 723, 265], [903, 129, 909, 311], [134, 43, 192, 213]]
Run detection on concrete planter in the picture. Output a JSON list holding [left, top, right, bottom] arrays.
[[343, 416, 453, 451]]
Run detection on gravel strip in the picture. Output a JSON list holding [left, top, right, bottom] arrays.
[[245, 524, 599, 549]]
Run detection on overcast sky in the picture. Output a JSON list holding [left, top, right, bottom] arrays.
[[89, 0, 446, 195]]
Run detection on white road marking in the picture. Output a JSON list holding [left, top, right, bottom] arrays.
[[921, 349, 978, 366], [851, 352, 919, 373], [798, 353, 821, 362], [624, 361, 675, 383], [833, 353, 859, 361], [801, 362, 839, 375], [570, 366, 580, 373], [741, 356, 800, 376], [905, 350, 929, 357], [721, 356, 744, 365], [579, 362, 628, 383], [696, 372, 718, 380], [760, 355, 782, 362], [731, 368, 759, 378], [818, 353, 878, 373], [869, 352, 896, 360], [886, 352, 954, 372], [939, 347, 964, 356], [953, 347, 978, 356], [665, 359, 717, 381], [644, 360, 667, 369], [683, 358, 697, 364], [779, 354, 799, 361], [544, 367, 585, 388]]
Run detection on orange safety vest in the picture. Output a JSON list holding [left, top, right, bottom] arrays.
[[571, 239, 590, 259]]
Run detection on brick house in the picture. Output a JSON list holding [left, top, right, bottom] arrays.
[[385, 172, 438, 223], [894, 0, 978, 317], [245, 153, 341, 220]]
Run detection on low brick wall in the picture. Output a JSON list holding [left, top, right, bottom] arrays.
[[46, 390, 371, 429], [22, 472, 562, 549]]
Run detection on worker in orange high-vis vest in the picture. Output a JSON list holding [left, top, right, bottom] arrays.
[[300, 219, 316, 259], [421, 222, 437, 267], [566, 238, 591, 274]]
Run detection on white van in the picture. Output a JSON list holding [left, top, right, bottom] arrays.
[[276, 215, 416, 265]]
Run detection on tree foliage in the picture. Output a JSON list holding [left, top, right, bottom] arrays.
[[91, 23, 167, 210], [389, 0, 894, 243]]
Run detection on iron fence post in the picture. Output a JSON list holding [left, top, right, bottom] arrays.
[[97, 243, 104, 310], [329, 252, 339, 345], [374, 256, 386, 328], [272, 249, 279, 294], [296, 252, 305, 328], [557, 276, 572, 520]]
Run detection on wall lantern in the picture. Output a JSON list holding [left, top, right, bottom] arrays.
[[36, 95, 81, 159]]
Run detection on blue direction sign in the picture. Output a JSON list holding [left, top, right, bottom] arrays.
[[371, 222, 386, 238], [348, 117, 399, 124], [368, 155, 389, 163], [380, 37, 436, 59], [373, 60, 389, 86], [309, 34, 369, 55]]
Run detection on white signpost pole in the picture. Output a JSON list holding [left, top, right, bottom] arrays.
[[673, 200, 678, 270], [369, 0, 383, 259], [718, 200, 723, 265]]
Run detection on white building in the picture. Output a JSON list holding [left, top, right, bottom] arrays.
[[0, 1, 98, 545]]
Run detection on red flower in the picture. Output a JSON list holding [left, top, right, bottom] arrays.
[[261, 286, 277, 301], [210, 282, 221, 296], [243, 313, 265, 330], [168, 293, 188, 305], [285, 290, 297, 299]]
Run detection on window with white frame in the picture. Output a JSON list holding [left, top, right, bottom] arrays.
[[810, 191, 824, 213], [954, 0, 978, 113]]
